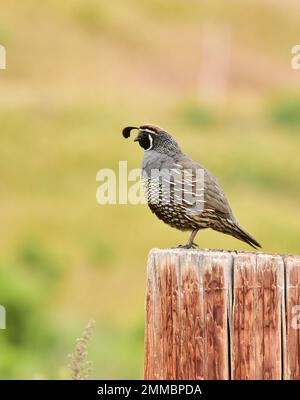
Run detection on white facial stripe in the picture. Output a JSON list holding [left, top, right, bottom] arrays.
[[145, 134, 153, 151], [142, 128, 158, 135]]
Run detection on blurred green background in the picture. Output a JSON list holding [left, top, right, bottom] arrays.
[[0, 0, 300, 379]]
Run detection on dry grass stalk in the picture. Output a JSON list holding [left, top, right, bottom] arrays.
[[68, 319, 95, 380]]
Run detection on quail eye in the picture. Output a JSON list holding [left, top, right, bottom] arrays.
[[139, 134, 153, 151]]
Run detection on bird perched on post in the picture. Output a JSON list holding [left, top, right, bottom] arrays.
[[122, 124, 261, 249]]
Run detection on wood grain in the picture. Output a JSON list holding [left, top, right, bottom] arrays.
[[231, 253, 257, 379], [144, 249, 299, 380], [285, 255, 300, 380], [202, 252, 231, 379], [257, 254, 284, 379], [231, 253, 284, 379]]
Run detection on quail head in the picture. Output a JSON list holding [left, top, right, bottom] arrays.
[[122, 124, 261, 249]]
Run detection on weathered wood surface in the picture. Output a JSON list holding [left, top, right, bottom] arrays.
[[144, 249, 300, 380], [285, 255, 300, 379], [231, 253, 284, 379]]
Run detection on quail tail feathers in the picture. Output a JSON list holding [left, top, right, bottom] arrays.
[[214, 218, 262, 249]]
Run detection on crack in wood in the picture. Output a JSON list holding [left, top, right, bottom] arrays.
[[144, 249, 300, 380]]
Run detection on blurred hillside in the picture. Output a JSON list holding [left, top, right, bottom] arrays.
[[0, 0, 300, 379]]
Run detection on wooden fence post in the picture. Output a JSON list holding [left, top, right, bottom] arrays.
[[144, 249, 300, 380]]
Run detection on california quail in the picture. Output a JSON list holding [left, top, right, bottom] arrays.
[[122, 124, 261, 249]]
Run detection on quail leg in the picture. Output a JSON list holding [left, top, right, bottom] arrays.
[[178, 229, 199, 249]]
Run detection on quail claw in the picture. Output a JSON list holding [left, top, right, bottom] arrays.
[[176, 242, 199, 250]]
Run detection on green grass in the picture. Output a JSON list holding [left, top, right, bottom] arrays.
[[269, 96, 300, 127]]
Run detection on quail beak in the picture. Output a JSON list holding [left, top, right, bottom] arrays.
[[134, 131, 142, 142]]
